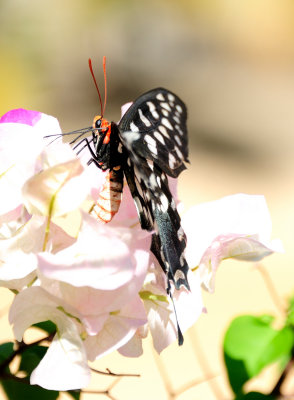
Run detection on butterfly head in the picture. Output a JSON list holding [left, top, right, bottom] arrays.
[[92, 116, 112, 168], [93, 115, 111, 144]]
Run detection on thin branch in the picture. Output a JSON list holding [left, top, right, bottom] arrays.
[[80, 389, 117, 399], [189, 328, 225, 399], [173, 373, 219, 397], [90, 366, 140, 378], [152, 346, 176, 399], [82, 377, 121, 400], [0, 333, 55, 373], [256, 263, 286, 313]]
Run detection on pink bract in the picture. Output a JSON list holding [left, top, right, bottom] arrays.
[[0, 108, 42, 126]]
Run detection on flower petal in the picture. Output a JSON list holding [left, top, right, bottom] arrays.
[[0, 108, 41, 126], [22, 155, 89, 217], [182, 194, 282, 292], [9, 286, 90, 390]]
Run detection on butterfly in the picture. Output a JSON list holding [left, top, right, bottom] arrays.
[[46, 58, 190, 344]]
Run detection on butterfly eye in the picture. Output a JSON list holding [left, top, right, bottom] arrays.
[[95, 118, 102, 129]]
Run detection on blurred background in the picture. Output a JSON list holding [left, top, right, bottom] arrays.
[[1, 0, 294, 398]]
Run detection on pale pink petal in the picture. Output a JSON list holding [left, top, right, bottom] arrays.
[[0, 108, 42, 125], [0, 124, 44, 215], [22, 157, 89, 217], [85, 319, 136, 361], [31, 331, 90, 390], [120, 102, 133, 120], [0, 252, 37, 291], [118, 325, 148, 357], [198, 233, 281, 292], [84, 295, 147, 360], [38, 213, 149, 291], [0, 216, 46, 289], [182, 194, 282, 292], [9, 286, 90, 390]]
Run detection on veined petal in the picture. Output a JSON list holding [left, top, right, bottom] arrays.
[[38, 212, 149, 291], [22, 157, 89, 217], [182, 194, 282, 292], [84, 295, 147, 360], [198, 233, 282, 292]]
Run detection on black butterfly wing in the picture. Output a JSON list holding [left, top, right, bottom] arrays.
[[118, 88, 190, 291], [118, 88, 189, 178]]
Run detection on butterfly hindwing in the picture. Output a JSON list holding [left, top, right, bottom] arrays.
[[121, 140, 190, 291], [119, 88, 189, 178]]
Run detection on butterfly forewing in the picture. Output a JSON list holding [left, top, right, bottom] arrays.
[[119, 88, 189, 178]]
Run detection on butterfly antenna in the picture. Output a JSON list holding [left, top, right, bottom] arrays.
[[88, 58, 103, 116], [103, 56, 107, 116]]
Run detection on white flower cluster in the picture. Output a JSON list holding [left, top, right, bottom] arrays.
[[0, 109, 282, 390]]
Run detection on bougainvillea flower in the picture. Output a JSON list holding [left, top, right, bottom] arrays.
[[0, 108, 283, 391], [182, 193, 283, 292]]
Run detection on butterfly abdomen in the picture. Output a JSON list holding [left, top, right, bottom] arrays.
[[92, 167, 123, 223]]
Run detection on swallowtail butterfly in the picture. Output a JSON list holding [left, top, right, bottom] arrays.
[[46, 58, 190, 344]]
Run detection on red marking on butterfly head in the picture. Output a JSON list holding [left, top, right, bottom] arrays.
[[89, 57, 110, 144]]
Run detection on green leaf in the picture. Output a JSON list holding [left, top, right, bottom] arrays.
[[235, 392, 276, 400], [32, 320, 56, 334], [68, 390, 81, 400], [19, 345, 48, 376], [0, 342, 14, 365], [286, 294, 294, 327], [1, 378, 59, 400], [223, 315, 294, 395]]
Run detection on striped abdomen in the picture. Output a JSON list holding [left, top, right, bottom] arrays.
[[92, 167, 123, 223]]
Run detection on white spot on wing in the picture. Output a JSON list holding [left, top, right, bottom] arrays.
[[134, 196, 143, 213], [173, 115, 180, 124], [149, 173, 157, 188], [138, 109, 151, 127], [160, 194, 169, 212], [175, 146, 183, 159], [154, 131, 165, 145], [161, 102, 172, 112], [118, 142, 123, 153], [144, 134, 158, 155], [147, 159, 154, 170], [168, 93, 175, 102], [159, 125, 169, 138], [147, 101, 159, 119], [162, 109, 169, 117], [156, 93, 165, 101], [162, 118, 173, 130], [176, 104, 183, 113], [174, 135, 182, 146], [177, 227, 185, 240], [169, 153, 176, 169], [130, 122, 139, 132], [175, 125, 184, 135], [127, 130, 140, 142], [174, 269, 186, 282]]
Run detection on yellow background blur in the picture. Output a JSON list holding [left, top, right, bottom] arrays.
[[1, 0, 294, 398]]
